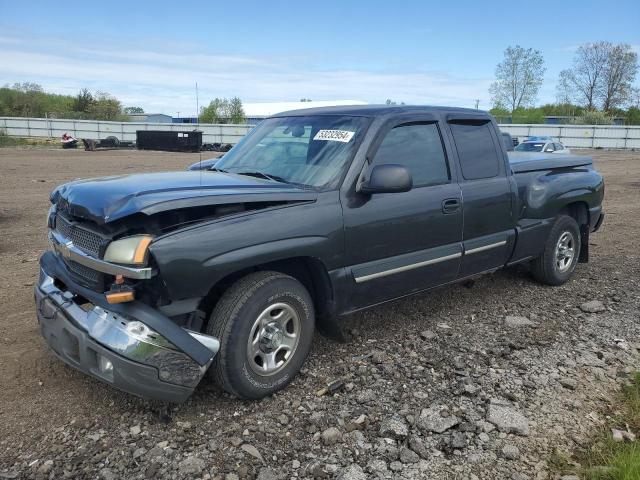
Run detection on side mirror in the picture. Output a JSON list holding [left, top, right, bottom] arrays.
[[545, 147, 554, 153], [359, 164, 412, 194]]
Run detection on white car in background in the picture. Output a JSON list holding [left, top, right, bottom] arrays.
[[514, 140, 571, 154]]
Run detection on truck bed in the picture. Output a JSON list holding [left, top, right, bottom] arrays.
[[508, 152, 592, 173]]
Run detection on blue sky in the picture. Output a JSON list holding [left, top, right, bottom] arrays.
[[1, 0, 639, 115]]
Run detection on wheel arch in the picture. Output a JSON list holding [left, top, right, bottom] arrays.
[[560, 200, 589, 226], [559, 200, 590, 262], [198, 256, 340, 338]]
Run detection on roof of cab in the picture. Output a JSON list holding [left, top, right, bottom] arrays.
[[272, 104, 491, 118]]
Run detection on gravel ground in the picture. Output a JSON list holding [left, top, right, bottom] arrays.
[[0, 148, 638, 480]]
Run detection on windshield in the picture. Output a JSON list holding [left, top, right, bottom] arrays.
[[214, 115, 369, 189], [515, 142, 545, 152]]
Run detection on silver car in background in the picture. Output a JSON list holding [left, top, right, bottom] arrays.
[[515, 140, 571, 154]]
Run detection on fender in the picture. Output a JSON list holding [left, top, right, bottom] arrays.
[[510, 168, 603, 264], [202, 236, 328, 270], [150, 191, 345, 300], [521, 169, 604, 220]]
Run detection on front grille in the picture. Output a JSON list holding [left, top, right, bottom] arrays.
[[66, 260, 102, 284], [55, 213, 74, 239], [55, 214, 104, 258]]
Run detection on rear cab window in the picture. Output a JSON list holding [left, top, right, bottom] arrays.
[[448, 120, 502, 180]]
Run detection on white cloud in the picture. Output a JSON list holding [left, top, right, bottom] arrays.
[[0, 34, 494, 114], [554, 45, 579, 53], [0, 36, 24, 45]]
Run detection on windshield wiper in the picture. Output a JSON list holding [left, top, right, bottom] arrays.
[[236, 171, 289, 184]]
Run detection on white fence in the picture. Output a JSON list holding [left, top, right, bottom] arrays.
[[2, 116, 640, 149], [0, 117, 254, 145], [499, 124, 640, 149]]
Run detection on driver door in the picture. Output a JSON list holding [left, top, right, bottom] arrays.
[[341, 120, 463, 309]]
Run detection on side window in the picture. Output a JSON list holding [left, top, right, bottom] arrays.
[[554, 143, 564, 150], [449, 121, 501, 180], [372, 123, 450, 187]]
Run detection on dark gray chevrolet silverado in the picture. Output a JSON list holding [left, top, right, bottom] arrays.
[[35, 105, 604, 402]]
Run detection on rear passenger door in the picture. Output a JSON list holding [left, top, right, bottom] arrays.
[[446, 118, 515, 277], [342, 119, 463, 308]]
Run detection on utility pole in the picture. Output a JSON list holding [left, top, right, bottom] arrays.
[[195, 82, 200, 125], [474, 99, 480, 109]]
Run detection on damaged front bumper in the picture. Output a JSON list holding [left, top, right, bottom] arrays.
[[35, 252, 219, 402]]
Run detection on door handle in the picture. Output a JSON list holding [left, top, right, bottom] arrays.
[[442, 198, 461, 214]]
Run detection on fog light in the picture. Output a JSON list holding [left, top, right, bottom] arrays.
[[98, 355, 114, 379]]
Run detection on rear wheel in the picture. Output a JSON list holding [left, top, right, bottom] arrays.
[[104, 135, 120, 148], [206, 271, 315, 399], [531, 215, 581, 286]]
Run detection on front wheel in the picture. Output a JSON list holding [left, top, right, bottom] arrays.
[[531, 215, 581, 286], [206, 271, 315, 399]]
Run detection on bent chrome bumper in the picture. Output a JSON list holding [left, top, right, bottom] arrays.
[[35, 266, 219, 402]]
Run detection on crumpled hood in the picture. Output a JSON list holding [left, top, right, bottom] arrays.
[[51, 171, 316, 224]]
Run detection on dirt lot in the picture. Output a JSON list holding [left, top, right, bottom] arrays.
[[0, 148, 638, 480]]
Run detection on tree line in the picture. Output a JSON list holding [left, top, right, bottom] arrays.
[[0, 83, 248, 124], [490, 42, 639, 124], [0, 83, 134, 121]]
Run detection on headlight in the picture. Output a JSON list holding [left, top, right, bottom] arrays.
[[103, 235, 153, 265]]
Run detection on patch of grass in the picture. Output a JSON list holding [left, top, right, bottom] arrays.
[[0, 129, 27, 147], [583, 442, 640, 479], [549, 449, 575, 475], [0, 130, 60, 148], [623, 373, 640, 428], [568, 373, 640, 479]]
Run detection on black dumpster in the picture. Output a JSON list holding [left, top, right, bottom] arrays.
[[136, 130, 202, 152]]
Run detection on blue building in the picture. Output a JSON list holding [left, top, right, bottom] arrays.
[[172, 117, 199, 124]]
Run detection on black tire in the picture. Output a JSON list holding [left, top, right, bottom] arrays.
[[206, 271, 315, 399], [105, 136, 120, 148], [531, 215, 581, 286]]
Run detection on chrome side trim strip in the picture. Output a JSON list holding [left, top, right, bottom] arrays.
[[464, 240, 507, 255], [354, 252, 462, 284], [49, 231, 153, 280]]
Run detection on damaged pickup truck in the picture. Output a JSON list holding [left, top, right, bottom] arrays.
[[35, 105, 604, 402]]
